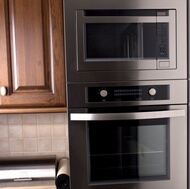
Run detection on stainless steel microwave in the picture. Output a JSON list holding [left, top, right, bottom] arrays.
[[64, 0, 187, 82], [77, 10, 175, 70]]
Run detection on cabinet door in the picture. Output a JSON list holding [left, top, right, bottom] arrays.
[[0, 0, 66, 111]]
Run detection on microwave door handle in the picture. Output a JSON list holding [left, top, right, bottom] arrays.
[[70, 109, 185, 121]]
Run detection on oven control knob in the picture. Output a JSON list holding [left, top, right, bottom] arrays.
[[100, 89, 108, 97], [148, 88, 157, 96]]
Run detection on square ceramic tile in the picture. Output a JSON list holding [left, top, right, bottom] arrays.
[[66, 149, 69, 158], [9, 138, 23, 153], [0, 182, 8, 187], [52, 138, 66, 152], [0, 153, 9, 157], [23, 124, 37, 138], [24, 152, 38, 156], [52, 124, 65, 138], [10, 152, 24, 156], [8, 114, 22, 125], [39, 151, 57, 157], [24, 138, 38, 152], [38, 138, 52, 151], [0, 115, 7, 125], [54, 152, 66, 160], [0, 125, 8, 138], [37, 124, 51, 138], [64, 113, 68, 123], [22, 114, 37, 124], [65, 137, 69, 151], [8, 125, 23, 138], [65, 122, 68, 137], [51, 113, 65, 124], [0, 139, 9, 153], [37, 114, 51, 124]]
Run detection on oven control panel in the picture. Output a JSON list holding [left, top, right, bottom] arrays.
[[87, 85, 169, 102]]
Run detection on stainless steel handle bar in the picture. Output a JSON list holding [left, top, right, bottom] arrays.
[[70, 109, 185, 121]]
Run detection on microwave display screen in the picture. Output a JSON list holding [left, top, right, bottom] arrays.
[[85, 23, 169, 60]]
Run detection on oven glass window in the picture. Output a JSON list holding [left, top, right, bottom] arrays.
[[85, 23, 169, 60], [88, 119, 169, 184]]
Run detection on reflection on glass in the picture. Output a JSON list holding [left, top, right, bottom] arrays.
[[85, 23, 168, 60], [88, 119, 169, 184], [137, 125, 166, 176], [121, 24, 143, 58]]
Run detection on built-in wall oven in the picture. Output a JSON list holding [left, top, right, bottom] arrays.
[[64, 0, 187, 82], [67, 80, 187, 189], [64, 0, 188, 189]]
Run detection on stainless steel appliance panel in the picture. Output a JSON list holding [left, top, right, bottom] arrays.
[[0, 155, 56, 182], [68, 105, 187, 189], [67, 80, 187, 108], [76, 10, 176, 70], [64, 0, 187, 82]]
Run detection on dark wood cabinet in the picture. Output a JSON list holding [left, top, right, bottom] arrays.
[[0, 0, 66, 113]]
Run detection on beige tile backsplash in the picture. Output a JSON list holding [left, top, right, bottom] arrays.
[[0, 113, 69, 159]]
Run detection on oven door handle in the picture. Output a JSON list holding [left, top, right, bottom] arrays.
[[70, 109, 185, 121]]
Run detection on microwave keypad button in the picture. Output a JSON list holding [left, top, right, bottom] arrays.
[[158, 61, 170, 69], [100, 89, 108, 98], [160, 46, 166, 54], [148, 88, 157, 96]]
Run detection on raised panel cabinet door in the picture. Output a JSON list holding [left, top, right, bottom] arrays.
[[0, 0, 10, 99], [0, 0, 66, 109]]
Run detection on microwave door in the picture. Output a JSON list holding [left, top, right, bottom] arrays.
[[76, 10, 176, 71], [77, 11, 158, 71]]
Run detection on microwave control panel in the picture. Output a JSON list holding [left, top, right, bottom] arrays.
[[157, 23, 169, 58], [87, 85, 169, 102]]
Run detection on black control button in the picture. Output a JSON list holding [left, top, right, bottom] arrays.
[[160, 46, 166, 54]]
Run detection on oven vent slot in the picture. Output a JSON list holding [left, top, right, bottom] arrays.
[[84, 9, 169, 16]]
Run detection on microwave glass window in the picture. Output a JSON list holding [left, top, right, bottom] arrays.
[[87, 119, 169, 184], [85, 23, 169, 60]]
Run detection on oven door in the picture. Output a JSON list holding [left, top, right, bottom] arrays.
[[68, 105, 187, 189], [76, 9, 176, 71]]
